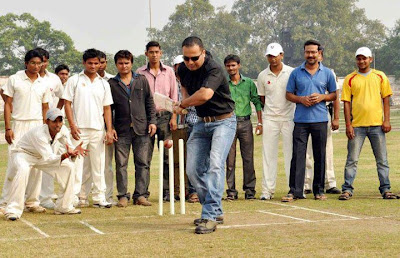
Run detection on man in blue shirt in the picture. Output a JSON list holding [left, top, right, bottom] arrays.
[[284, 40, 337, 201]]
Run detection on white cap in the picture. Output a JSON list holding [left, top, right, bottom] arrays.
[[173, 55, 184, 65], [46, 108, 64, 121], [265, 43, 284, 57], [355, 47, 372, 58]]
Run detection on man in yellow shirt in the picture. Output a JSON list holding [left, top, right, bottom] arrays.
[[340, 47, 396, 200]]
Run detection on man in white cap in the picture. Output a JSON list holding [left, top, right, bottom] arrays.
[[340, 47, 396, 200], [2, 108, 87, 221], [256, 43, 295, 200]]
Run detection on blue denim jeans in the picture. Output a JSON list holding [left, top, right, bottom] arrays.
[[186, 115, 236, 220], [342, 126, 391, 195]]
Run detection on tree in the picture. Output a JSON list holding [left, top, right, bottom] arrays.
[[0, 13, 82, 75], [231, 0, 387, 76], [376, 19, 400, 80]]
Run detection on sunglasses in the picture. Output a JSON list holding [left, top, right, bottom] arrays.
[[183, 54, 202, 62]]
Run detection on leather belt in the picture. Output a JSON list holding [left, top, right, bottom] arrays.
[[236, 115, 250, 122], [156, 110, 171, 117], [201, 112, 233, 123]]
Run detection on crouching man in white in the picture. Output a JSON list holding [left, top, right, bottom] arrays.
[[3, 108, 87, 221]]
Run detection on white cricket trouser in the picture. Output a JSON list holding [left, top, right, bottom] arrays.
[[261, 119, 294, 196], [304, 117, 337, 190], [80, 143, 114, 200], [0, 120, 43, 208], [72, 128, 106, 202], [39, 172, 56, 206], [5, 152, 75, 218]]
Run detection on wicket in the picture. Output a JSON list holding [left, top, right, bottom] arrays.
[[158, 139, 186, 215]]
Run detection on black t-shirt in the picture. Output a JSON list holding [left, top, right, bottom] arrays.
[[178, 55, 235, 117]]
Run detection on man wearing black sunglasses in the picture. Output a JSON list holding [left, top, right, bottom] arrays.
[[174, 36, 236, 234]]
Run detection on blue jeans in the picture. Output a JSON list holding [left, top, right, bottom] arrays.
[[186, 116, 236, 220], [342, 126, 391, 195]]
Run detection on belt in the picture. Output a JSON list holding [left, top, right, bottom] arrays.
[[156, 110, 171, 117], [201, 112, 233, 123], [236, 115, 250, 122]]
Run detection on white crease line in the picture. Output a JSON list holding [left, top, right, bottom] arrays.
[[79, 221, 105, 235], [20, 218, 49, 238], [257, 210, 313, 222], [1, 217, 378, 242], [262, 202, 361, 220]]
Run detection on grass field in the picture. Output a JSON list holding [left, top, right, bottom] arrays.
[[0, 132, 400, 257]]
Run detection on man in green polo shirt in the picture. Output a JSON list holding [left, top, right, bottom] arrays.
[[224, 54, 263, 200]]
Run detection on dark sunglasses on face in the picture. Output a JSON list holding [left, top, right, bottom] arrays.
[[183, 55, 201, 62]]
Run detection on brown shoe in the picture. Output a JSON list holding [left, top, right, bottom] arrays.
[[117, 197, 128, 208], [314, 194, 327, 201], [25, 205, 46, 213], [188, 193, 199, 203], [134, 196, 152, 206]]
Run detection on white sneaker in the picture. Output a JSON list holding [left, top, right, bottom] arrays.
[[107, 198, 118, 206], [54, 208, 81, 215], [76, 199, 89, 208], [5, 213, 19, 221], [41, 201, 55, 210], [93, 199, 112, 208], [260, 194, 273, 200], [24, 206, 46, 213]]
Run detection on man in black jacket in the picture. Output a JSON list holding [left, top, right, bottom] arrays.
[[108, 50, 157, 207]]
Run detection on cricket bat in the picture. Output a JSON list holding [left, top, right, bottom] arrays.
[[154, 92, 188, 114]]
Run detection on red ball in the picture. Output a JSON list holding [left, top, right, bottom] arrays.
[[164, 139, 173, 149]]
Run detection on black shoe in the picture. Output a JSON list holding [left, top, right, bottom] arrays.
[[245, 194, 256, 200], [163, 195, 170, 202], [195, 219, 217, 234], [304, 189, 312, 194], [225, 194, 238, 201], [194, 216, 224, 226], [326, 187, 341, 194]]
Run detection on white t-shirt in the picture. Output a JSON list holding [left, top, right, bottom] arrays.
[[62, 71, 113, 130], [3, 70, 51, 121], [257, 64, 295, 121], [100, 71, 114, 81], [40, 70, 64, 108]]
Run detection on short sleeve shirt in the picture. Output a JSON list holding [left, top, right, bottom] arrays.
[[341, 69, 392, 127], [257, 64, 295, 121], [62, 71, 113, 130], [41, 70, 64, 108], [178, 55, 235, 117], [4, 70, 51, 121], [286, 62, 337, 123]]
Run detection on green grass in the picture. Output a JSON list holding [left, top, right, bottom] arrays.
[[0, 132, 400, 257]]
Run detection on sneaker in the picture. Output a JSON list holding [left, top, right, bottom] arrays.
[[326, 187, 341, 194], [117, 197, 128, 208], [260, 194, 273, 200], [5, 213, 18, 221], [93, 200, 112, 208], [25, 206, 46, 213], [188, 193, 199, 203], [195, 219, 217, 234], [76, 199, 89, 208], [41, 201, 55, 210], [54, 208, 81, 215], [107, 197, 118, 206], [134, 196, 152, 206], [194, 216, 224, 226]]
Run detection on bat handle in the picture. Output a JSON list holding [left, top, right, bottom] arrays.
[[181, 109, 188, 115]]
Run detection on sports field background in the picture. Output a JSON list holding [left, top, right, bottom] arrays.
[[0, 118, 399, 256]]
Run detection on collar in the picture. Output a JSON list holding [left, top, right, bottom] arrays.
[[79, 70, 101, 80], [141, 62, 166, 72], [114, 71, 138, 82], [18, 70, 42, 82], [228, 74, 245, 84], [300, 61, 323, 71]]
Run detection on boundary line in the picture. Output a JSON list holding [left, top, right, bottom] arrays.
[[20, 218, 49, 238], [79, 221, 105, 235]]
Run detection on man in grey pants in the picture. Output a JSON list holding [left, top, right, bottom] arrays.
[[109, 50, 157, 207]]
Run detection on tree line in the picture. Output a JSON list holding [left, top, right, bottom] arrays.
[[1, 0, 399, 79]]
